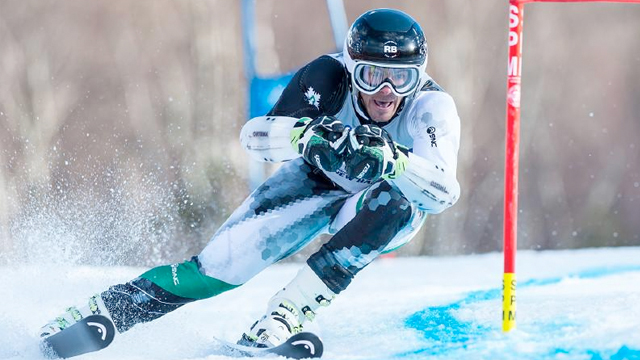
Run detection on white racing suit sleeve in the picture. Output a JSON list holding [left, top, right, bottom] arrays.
[[240, 115, 301, 162], [390, 91, 461, 213], [390, 152, 460, 213]]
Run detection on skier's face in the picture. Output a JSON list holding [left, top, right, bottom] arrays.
[[359, 85, 403, 123]]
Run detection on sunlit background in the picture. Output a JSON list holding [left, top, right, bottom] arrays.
[[1, 0, 639, 266]]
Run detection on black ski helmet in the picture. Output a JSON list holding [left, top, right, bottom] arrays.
[[345, 8, 428, 67], [343, 9, 429, 119]]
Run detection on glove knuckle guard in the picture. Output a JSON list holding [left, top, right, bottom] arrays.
[[293, 116, 348, 172], [345, 124, 401, 181]]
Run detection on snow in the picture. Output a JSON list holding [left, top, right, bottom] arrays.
[[1, 247, 639, 360]]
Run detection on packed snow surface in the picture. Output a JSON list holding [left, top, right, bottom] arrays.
[[1, 247, 639, 360]]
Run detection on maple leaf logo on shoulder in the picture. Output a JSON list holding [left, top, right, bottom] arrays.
[[305, 87, 321, 109]]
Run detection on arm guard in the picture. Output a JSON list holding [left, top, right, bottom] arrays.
[[240, 116, 300, 162], [389, 152, 460, 214]]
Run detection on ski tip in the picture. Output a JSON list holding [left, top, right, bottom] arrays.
[[40, 315, 116, 359], [213, 332, 324, 359], [282, 332, 324, 359]]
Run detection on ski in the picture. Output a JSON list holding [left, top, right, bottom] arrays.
[[40, 314, 322, 359], [40, 315, 116, 359], [213, 332, 324, 359]]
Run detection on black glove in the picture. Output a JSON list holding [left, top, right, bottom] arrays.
[[290, 116, 349, 172], [344, 124, 408, 182]]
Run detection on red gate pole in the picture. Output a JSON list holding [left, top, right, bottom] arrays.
[[503, 0, 524, 333], [501, 0, 640, 334]]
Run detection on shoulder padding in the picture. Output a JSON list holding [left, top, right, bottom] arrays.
[[268, 55, 349, 118]]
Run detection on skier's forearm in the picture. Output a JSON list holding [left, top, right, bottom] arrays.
[[240, 115, 301, 162], [390, 152, 460, 213]]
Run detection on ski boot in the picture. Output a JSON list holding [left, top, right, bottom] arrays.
[[238, 266, 336, 348], [39, 294, 112, 338]]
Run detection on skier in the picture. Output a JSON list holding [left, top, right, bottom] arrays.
[[40, 8, 461, 351]]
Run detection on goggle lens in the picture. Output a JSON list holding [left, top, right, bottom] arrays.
[[353, 64, 420, 96]]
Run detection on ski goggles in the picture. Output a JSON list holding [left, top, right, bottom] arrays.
[[352, 62, 421, 96]]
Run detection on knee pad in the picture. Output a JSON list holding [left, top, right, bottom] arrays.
[[361, 181, 412, 221]]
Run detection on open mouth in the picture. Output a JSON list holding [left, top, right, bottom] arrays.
[[373, 99, 394, 109]]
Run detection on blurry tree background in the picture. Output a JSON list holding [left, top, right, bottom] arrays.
[[0, 0, 639, 266]]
